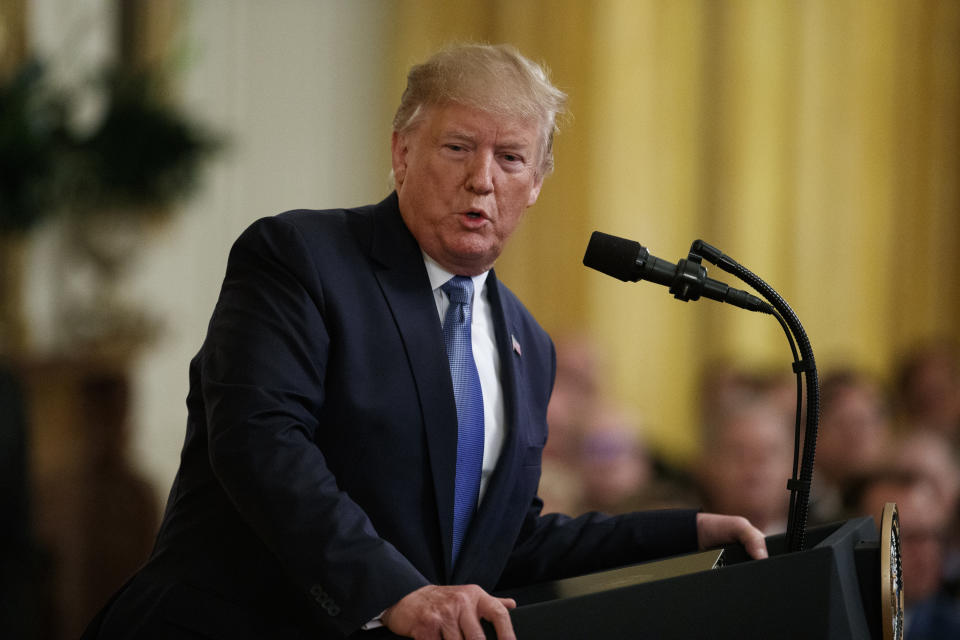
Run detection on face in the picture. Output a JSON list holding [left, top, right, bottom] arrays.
[[818, 386, 890, 479], [862, 482, 946, 604], [392, 102, 544, 275], [699, 407, 793, 529]]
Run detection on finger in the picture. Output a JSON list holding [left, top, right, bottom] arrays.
[[742, 527, 769, 560], [439, 616, 465, 640], [457, 607, 486, 640], [479, 596, 516, 640]]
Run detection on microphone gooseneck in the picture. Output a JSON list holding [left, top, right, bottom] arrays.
[[583, 230, 819, 553]]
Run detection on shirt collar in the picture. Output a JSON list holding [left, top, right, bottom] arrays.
[[422, 252, 490, 296]]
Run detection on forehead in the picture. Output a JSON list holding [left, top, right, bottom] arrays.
[[420, 102, 540, 146], [715, 411, 790, 447]]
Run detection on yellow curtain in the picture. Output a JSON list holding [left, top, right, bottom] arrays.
[[391, 0, 960, 465]]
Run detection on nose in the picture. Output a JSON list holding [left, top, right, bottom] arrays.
[[465, 152, 494, 195]]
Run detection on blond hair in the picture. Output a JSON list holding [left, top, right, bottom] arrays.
[[392, 43, 567, 177]]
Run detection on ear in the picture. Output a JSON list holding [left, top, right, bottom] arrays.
[[391, 130, 408, 187], [526, 174, 544, 207]]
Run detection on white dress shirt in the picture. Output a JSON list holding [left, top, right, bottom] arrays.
[[422, 252, 506, 503]]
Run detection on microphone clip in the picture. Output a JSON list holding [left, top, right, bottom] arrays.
[[668, 257, 709, 303]]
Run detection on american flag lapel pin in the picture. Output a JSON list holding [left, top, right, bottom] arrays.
[[511, 333, 522, 356]]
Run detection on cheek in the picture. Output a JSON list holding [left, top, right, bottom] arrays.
[[497, 196, 529, 234], [492, 215, 523, 248]]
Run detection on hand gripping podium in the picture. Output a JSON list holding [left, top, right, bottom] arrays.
[[486, 515, 900, 640]]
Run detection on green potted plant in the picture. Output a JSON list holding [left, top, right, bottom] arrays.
[[57, 64, 222, 354], [0, 57, 221, 355]]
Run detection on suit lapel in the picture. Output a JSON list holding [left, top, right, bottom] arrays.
[[367, 195, 459, 578]]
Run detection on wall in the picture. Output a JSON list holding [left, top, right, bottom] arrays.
[[131, 1, 397, 500], [24, 0, 398, 501]]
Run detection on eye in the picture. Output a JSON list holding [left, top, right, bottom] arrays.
[[499, 152, 527, 171], [444, 143, 468, 153]]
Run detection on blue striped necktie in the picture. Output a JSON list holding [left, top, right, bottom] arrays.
[[441, 275, 485, 565]]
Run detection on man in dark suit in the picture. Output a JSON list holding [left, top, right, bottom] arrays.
[[85, 43, 766, 639]]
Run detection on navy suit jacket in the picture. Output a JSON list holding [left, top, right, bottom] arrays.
[[88, 194, 698, 639]]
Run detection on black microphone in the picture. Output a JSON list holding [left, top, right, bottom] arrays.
[[583, 231, 772, 313]]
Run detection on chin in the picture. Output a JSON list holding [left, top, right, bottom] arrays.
[[446, 245, 499, 271]]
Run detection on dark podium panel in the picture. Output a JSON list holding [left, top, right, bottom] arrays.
[[489, 517, 885, 640]]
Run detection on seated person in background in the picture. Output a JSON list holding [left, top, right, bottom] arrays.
[[844, 469, 960, 640], [811, 369, 893, 523], [575, 406, 653, 514], [542, 332, 604, 465], [696, 394, 795, 535], [896, 339, 960, 441], [539, 333, 604, 514], [893, 431, 960, 527], [542, 337, 698, 516], [892, 430, 960, 599]]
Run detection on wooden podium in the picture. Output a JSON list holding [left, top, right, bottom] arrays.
[[487, 516, 897, 640]]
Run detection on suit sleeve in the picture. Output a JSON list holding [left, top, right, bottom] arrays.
[[497, 502, 700, 589], [199, 216, 428, 634], [494, 320, 701, 589]]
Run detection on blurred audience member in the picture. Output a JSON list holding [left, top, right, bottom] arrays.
[[698, 361, 800, 445], [575, 407, 653, 514], [540, 333, 603, 514], [893, 430, 960, 522], [812, 369, 893, 523], [696, 396, 794, 535], [544, 333, 603, 463], [698, 361, 761, 420], [896, 339, 960, 441], [892, 430, 960, 597], [845, 470, 960, 639]]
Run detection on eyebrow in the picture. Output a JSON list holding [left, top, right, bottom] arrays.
[[440, 130, 478, 144], [438, 129, 535, 153]]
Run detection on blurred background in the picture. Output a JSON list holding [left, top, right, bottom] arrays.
[[1, 1, 959, 638]]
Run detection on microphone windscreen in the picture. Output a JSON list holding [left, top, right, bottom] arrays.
[[583, 231, 641, 281]]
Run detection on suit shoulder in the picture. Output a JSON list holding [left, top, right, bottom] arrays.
[[235, 199, 384, 255], [271, 202, 372, 237]]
